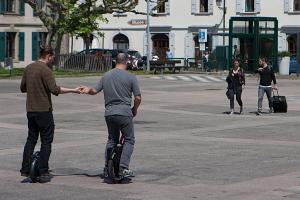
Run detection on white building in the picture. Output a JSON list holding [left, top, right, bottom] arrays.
[[1, 0, 300, 67], [0, 0, 49, 67], [72, 0, 300, 61]]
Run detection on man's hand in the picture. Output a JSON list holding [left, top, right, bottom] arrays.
[[132, 107, 138, 117], [258, 68, 263, 71], [78, 86, 90, 94], [273, 84, 278, 90]]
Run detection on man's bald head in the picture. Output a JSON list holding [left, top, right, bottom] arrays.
[[116, 53, 128, 65]]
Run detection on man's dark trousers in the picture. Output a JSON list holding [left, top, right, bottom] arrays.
[[20, 112, 54, 174], [105, 115, 135, 169]]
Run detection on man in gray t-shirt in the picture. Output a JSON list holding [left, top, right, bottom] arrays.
[[80, 53, 141, 178]]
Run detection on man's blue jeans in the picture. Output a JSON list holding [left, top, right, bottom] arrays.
[[258, 86, 273, 112]]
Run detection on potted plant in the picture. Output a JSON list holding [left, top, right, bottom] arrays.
[[278, 51, 291, 75]]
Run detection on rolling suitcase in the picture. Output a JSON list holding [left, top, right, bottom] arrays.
[[272, 90, 287, 113]]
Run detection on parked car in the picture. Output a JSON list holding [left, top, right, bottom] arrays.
[[63, 48, 118, 69], [289, 54, 300, 75]]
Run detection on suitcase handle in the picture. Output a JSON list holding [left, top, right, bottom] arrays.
[[272, 90, 279, 97]]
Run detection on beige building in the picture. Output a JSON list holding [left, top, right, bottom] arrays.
[[1, 0, 300, 67], [72, 0, 300, 61]]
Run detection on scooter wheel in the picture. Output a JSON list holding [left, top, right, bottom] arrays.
[[29, 158, 39, 183], [107, 159, 116, 180]]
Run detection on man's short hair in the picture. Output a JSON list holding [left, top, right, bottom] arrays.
[[233, 59, 240, 63], [116, 53, 128, 65], [259, 56, 267, 62], [40, 46, 54, 58]]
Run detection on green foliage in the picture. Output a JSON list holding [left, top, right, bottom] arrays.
[[278, 51, 291, 57], [58, 0, 108, 38]]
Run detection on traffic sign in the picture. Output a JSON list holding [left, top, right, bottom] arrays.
[[198, 29, 207, 43]]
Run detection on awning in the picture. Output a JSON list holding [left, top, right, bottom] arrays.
[[281, 26, 300, 34], [188, 26, 218, 34], [149, 26, 172, 33]]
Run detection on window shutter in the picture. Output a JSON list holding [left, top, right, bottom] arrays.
[[284, 0, 290, 13], [191, 0, 197, 14], [165, 0, 170, 15], [236, 0, 242, 13], [19, 0, 25, 16], [196, 0, 200, 13], [0, 0, 5, 13], [208, 0, 214, 14], [184, 33, 194, 58], [32, 32, 39, 60], [18, 32, 25, 61], [169, 33, 175, 57], [255, 0, 260, 13], [0, 32, 5, 61]]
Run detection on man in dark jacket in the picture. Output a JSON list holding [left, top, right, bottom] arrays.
[[20, 46, 80, 178], [255, 57, 278, 115]]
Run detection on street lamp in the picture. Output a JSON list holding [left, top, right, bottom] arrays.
[[146, 0, 150, 72], [223, 0, 228, 71]]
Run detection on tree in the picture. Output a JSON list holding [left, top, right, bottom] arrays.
[[24, 0, 140, 50], [61, 0, 108, 51]]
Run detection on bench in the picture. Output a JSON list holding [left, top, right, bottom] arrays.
[[150, 60, 186, 74]]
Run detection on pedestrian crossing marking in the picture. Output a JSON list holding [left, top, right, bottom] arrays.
[[164, 76, 177, 80], [150, 75, 224, 83], [189, 75, 211, 82], [205, 76, 223, 82], [176, 76, 193, 81]]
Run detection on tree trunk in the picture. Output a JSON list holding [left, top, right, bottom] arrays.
[[52, 33, 63, 69]]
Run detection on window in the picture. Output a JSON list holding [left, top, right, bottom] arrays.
[[192, 0, 213, 15], [236, 0, 260, 13], [5, 32, 17, 59], [245, 0, 254, 12], [157, 0, 167, 14], [200, 0, 208, 12], [294, 0, 300, 11], [5, 0, 17, 13]]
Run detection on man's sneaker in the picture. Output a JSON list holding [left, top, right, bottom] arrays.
[[118, 168, 135, 178], [39, 171, 52, 178], [256, 111, 262, 116], [21, 172, 29, 177], [229, 109, 234, 115], [269, 108, 274, 113]]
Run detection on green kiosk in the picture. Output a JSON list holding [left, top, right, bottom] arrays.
[[229, 17, 278, 72]]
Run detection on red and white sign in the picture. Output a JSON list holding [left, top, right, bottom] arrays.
[[128, 19, 147, 25]]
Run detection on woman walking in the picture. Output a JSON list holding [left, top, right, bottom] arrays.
[[226, 59, 245, 115]]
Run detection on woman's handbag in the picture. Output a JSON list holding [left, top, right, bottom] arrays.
[[226, 89, 230, 99]]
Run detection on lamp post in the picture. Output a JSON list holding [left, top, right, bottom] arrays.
[[146, 0, 151, 72], [222, 0, 226, 70]]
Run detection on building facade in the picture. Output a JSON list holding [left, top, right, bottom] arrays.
[[1, 0, 300, 67], [72, 0, 300, 62], [0, 0, 50, 67]]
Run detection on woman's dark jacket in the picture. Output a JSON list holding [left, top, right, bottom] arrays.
[[226, 68, 245, 92]]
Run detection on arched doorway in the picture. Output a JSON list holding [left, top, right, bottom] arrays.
[[152, 33, 169, 60], [287, 34, 297, 54], [113, 33, 129, 50]]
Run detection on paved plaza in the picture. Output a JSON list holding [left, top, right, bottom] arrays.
[[1, 74, 300, 200]]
